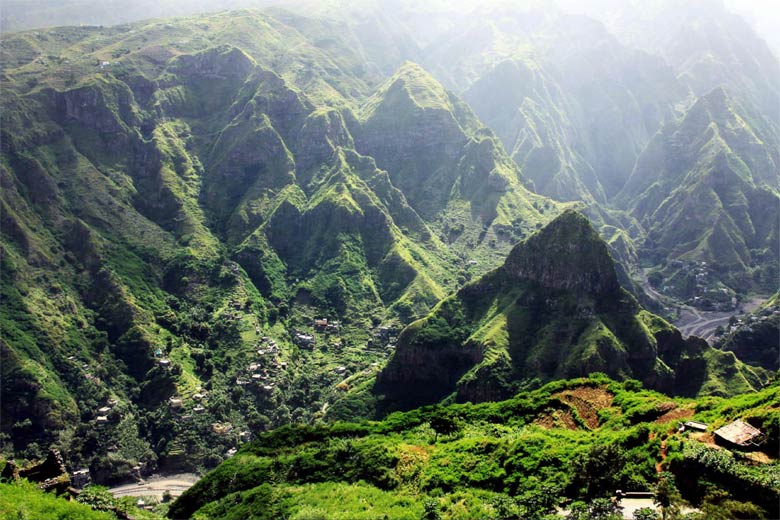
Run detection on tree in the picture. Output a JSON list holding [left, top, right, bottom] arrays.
[[571, 444, 628, 497], [77, 485, 116, 511], [421, 498, 442, 520], [634, 507, 660, 520], [517, 484, 561, 520], [491, 495, 519, 519], [566, 502, 590, 520], [653, 472, 682, 520], [588, 497, 623, 520], [429, 410, 459, 440]]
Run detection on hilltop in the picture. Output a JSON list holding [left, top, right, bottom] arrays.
[[375, 211, 766, 412]]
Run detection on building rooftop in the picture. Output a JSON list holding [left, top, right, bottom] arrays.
[[714, 420, 762, 446]]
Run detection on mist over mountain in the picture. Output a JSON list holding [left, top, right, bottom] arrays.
[[1, 1, 778, 518]]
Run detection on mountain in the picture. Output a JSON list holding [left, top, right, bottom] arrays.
[[1, 0, 778, 490], [353, 62, 557, 265], [462, 58, 601, 204], [375, 211, 765, 411], [0, 9, 562, 480], [168, 375, 780, 519], [618, 86, 780, 298]]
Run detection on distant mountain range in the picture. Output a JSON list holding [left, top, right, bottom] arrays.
[[1, 0, 777, 484]]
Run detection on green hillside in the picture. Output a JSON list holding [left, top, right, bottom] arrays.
[[375, 211, 765, 412], [1, 0, 777, 493], [619, 87, 780, 299], [0, 8, 561, 480], [169, 375, 780, 519]]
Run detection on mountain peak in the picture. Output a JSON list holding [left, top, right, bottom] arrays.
[[360, 61, 459, 121], [503, 210, 620, 296]]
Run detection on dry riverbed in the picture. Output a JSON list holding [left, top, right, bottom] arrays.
[[108, 473, 199, 500]]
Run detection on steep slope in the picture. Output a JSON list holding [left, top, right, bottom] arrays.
[[661, 5, 780, 125], [462, 58, 601, 204], [376, 211, 765, 411], [619, 87, 780, 298], [353, 62, 560, 269], [0, 10, 564, 478], [536, 15, 685, 200], [0, 14, 463, 478]]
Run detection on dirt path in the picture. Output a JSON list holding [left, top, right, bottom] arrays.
[[656, 440, 667, 473], [108, 473, 199, 500]]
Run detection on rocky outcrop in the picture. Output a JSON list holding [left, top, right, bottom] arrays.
[[504, 210, 621, 298], [170, 45, 256, 81], [51, 79, 138, 135], [376, 337, 483, 410], [1, 449, 71, 493]]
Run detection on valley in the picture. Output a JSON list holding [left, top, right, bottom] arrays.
[[0, 1, 778, 519]]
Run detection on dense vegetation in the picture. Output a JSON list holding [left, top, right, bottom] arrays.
[[1, 0, 777, 501], [0, 478, 166, 519], [169, 375, 780, 519], [375, 211, 766, 413]]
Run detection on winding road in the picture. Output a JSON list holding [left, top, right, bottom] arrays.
[[638, 270, 765, 344]]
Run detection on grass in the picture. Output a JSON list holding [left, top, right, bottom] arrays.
[[0, 480, 115, 520]]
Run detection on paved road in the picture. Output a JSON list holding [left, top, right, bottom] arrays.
[[637, 270, 765, 343], [676, 298, 765, 343], [676, 308, 731, 342], [108, 473, 199, 500]]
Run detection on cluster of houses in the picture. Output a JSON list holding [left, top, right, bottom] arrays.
[[366, 325, 398, 352], [293, 318, 344, 349], [67, 355, 102, 384], [712, 303, 780, 344], [168, 389, 209, 417], [672, 261, 741, 311], [294, 331, 316, 348], [313, 318, 341, 333], [236, 336, 286, 392], [221, 299, 248, 322]]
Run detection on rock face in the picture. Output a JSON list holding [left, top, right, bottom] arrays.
[[376, 210, 764, 412], [504, 210, 620, 297], [1, 449, 71, 493]]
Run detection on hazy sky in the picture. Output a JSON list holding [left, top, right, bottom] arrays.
[[723, 0, 780, 55], [2, 0, 779, 57]]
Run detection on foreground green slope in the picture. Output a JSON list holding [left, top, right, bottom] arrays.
[[0, 480, 116, 520], [376, 211, 765, 412], [169, 375, 780, 519]]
